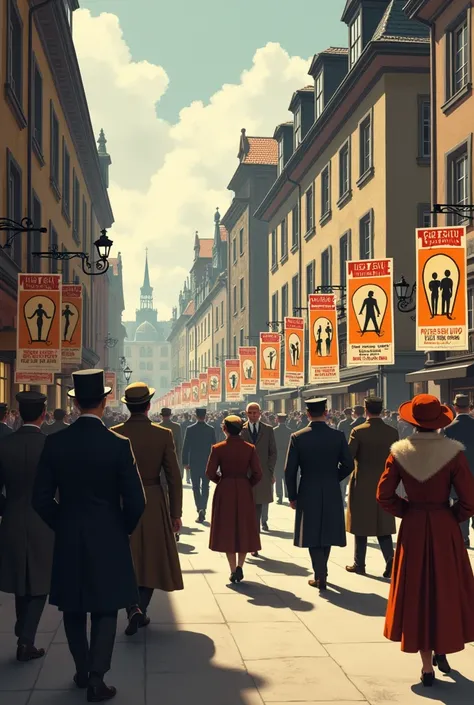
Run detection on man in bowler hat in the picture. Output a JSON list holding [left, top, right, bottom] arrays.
[[33, 369, 146, 702], [182, 408, 216, 522]]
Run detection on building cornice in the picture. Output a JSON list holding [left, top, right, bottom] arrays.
[[167, 313, 190, 342], [221, 198, 248, 233], [404, 0, 451, 23]]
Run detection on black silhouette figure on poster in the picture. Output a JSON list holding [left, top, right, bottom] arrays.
[[210, 376, 219, 392], [193, 386, 199, 400], [230, 372, 238, 389], [441, 270, 454, 319], [28, 303, 51, 343], [359, 291, 381, 336], [290, 338, 300, 366], [244, 362, 254, 379], [266, 349, 277, 370], [429, 273, 441, 317], [62, 304, 75, 341], [316, 326, 323, 356], [325, 323, 333, 356]]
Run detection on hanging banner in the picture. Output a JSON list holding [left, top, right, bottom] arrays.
[[61, 284, 83, 366], [416, 226, 468, 350], [309, 294, 340, 383], [175, 385, 182, 408], [259, 332, 281, 389], [182, 381, 191, 408], [17, 274, 62, 375], [347, 259, 395, 366], [284, 317, 305, 387], [207, 366, 222, 403], [105, 371, 117, 402], [191, 378, 200, 403], [14, 371, 54, 385], [239, 346, 257, 395], [225, 359, 241, 402], [199, 372, 208, 404]]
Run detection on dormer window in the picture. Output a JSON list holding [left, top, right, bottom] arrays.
[[278, 138, 284, 176], [294, 106, 302, 148], [315, 70, 324, 120], [349, 11, 362, 68]]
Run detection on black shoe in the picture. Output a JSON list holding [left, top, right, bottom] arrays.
[[175, 533, 180, 542], [383, 558, 394, 579], [229, 572, 237, 584], [235, 566, 244, 583], [16, 644, 45, 662], [197, 510, 205, 523], [421, 670, 435, 687], [345, 564, 366, 575], [139, 615, 151, 629], [262, 522, 269, 531], [125, 606, 143, 636], [433, 654, 451, 674], [87, 683, 117, 702], [74, 672, 89, 689], [251, 551, 259, 558], [277, 498, 283, 505]]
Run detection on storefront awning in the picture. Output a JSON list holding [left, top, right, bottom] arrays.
[[302, 376, 378, 398], [264, 389, 300, 402], [406, 362, 474, 383]]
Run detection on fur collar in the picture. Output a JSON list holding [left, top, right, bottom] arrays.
[[390, 434, 465, 483]]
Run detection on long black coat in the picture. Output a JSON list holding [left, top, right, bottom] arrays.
[[285, 422, 354, 548], [273, 423, 292, 476], [32, 417, 146, 613], [182, 421, 216, 472]]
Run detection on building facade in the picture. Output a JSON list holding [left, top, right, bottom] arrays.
[[168, 284, 193, 387], [107, 252, 126, 401]]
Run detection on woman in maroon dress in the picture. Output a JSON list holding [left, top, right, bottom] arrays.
[[206, 415, 262, 583], [377, 394, 474, 686]]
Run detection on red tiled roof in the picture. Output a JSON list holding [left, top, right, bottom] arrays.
[[199, 239, 213, 258], [183, 300, 195, 316], [219, 225, 228, 242], [321, 46, 348, 55], [241, 137, 278, 166]]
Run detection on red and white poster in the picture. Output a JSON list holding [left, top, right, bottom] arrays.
[[225, 359, 242, 402], [105, 371, 117, 402], [14, 371, 54, 385], [61, 284, 83, 366], [309, 294, 339, 383], [199, 372, 208, 404], [182, 381, 192, 408], [207, 367, 222, 403], [284, 317, 305, 387], [259, 332, 281, 389], [239, 346, 257, 395]]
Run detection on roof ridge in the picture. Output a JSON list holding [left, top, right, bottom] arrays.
[[372, 0, 429, 42]]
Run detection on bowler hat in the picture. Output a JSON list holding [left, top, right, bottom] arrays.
[[121, 382, 155, 405], [453, 393, 470, 409], [398, 394, 454, 430], [15, 391, 47, 404], [68, 370, 111, 400]]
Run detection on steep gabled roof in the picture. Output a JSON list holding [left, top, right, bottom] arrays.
[[241, 137, 278, 166], [373, 0, 429, 42], [183, 300, 195, 316], [198, 239, 213, 258]]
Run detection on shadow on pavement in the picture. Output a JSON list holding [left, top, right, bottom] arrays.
[[247, 555, 311, 577], [322, 583, 387, 616], [228, 583, 314, 613], [179, 526, 203, 536], [264, 529, 294, 540], [411, 669, 474, 703], [177, 542, 197, 555]]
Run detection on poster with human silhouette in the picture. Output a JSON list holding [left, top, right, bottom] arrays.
[[416, 226, 468, 351], [207, 366, 222, 402], [182, 381, 192, 408], [191, 378, 200, 403], [259, 332, 281, 389], [225, 359, 242, 401], [309, 294, 340, 383], [17, 274, 62, 379], [239, 346, 257, 395], [61, 284, 82, 365], [284, 317, 305, 386], [347, 259, 394, 366], [199, 372, 208, 404]]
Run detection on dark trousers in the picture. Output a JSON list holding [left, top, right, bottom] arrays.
[[191, 468, 210, 513], [255, 504, 262, 531], [275, 472, 287, 500], [63, 611, 118, 678], [14, 594, 47, 646], [309, 547, 331, 579], [138, 586, 154, 615], [354, 535, 393, 568]]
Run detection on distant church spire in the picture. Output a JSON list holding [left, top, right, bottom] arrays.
[[140, 249, 153, 310], [97, 128, 112, 188]]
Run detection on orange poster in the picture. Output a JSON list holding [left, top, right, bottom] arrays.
[[207, 367, 222, 403], [17, 274, 62, 375], [284, 317, 305, 386], [14, 371, 54, 385], [191, 378, 200, 404], [176, 385, 182, 407], [182, 381, 191, 408], [105, 371, 117, 402], [199, 372, 208, 404], [347, 259, 394, 366], [259, 333, 281, 389], [309, 294, 339, 383], [61, 284, 83, 366], [225, 359, 241, 402], [239, 346, 257, 395], [416, 226, 468, 351]]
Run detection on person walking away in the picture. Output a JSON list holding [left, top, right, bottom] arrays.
[[351, 405, 365, 429], [113, 384, 183, 634], [337, 408, 353, 503], [377, 394, 474, 685], [43, 408, 69, 435], [345, 397, 399, 578], [182, 408, 216, 522], [444, 393, 474, 547], [159, 407, 183, 476], [0, 402, 13, 440], [0, 392, 54, 662], [242, 403, 277, 549], [285, 398, 353, 590], [273, 414, 292, 504], [181, 413, 193, 483], [206, 416, 262, 583], [32, 370, 145, 702]]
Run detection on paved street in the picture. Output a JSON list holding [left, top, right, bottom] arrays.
[[1, 485, 474, 705]]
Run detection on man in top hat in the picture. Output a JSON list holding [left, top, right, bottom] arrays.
[[42, 408, 69, 436], [0, 391, 54, 663], [182, 408, 216, 523], [159, 407, 183, 478], [32, 370, 146, 702], [273, 413, 291, 504], [445, 393, 474, 546], [113, 384, 183, 633], [285, 398, 353, 590], [345, 397, 399, 578], [0, 402, 13, 439]]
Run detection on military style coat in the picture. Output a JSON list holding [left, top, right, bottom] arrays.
[[182, 421, 216, 472], [0, 422, 13, 440], [42, 420, 69, 436], [159, 419, 183, 468], [242, 422, 277, 505]]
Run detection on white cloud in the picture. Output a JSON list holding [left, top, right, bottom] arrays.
[[74, 9, 310, 321]]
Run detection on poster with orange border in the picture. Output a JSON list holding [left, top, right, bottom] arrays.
[[347, 259, 394, 366], [191, 378, 200, 404], [225, 359, 242, 402], [61, 284, 83, 366], [182, 381, 192, 408], [416, 226, 468, 351], [284, 317, 305, 386], [259, 333, 281, 389], [105, 371, 117, 402], [199, 372, 208, 404], [309, 294, 340, 383], [207, 367, 222, 403], [239, 346, 257, 395], [17, 274, 62, 376], [176, 385, 182, 407], [14, 371, 54, 385]]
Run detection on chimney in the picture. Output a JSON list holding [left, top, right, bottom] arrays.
[[237, 128, 250, 162]]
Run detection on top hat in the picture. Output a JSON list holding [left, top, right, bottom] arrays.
[[453, 393, 470, 409], [68, 370, 112, 399], [161, 407, 172, 416], [15, 391, 47, 404], [121, 382, 155, 405], [398, 394, 454, 430], [277, 413, 288, 420]]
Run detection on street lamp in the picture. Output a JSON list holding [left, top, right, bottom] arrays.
[[123, 366, 132, 383], [104, 333, 118, 349], [33, 229, 113, 276], [0, 217, 47, 249], [394, 276, 416, 314]]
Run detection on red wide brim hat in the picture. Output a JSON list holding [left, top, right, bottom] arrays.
[[399, 394, 454, 430]]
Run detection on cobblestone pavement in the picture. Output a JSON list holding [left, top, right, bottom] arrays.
[[1, 485, 474, 704]]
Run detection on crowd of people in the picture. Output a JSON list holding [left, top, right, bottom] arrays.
[[1, 372, 474, 700]]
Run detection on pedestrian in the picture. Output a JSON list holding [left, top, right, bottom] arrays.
[[345, 396, 399, 578], [42, 408, 69, 435], [273, 413, 291, 504], [0, 402, 13, 439], [206, 415, 262, 583], [159, 407, 183, 478], [112, 384, 183, 635], [351, 405, 365, 429], [242, 403, 277, 549], [32, 369, 146, 702], [0, 392, 54, 662], [182, 407, 216, 523], [337, 407, 354, 504], [285, 398, 353, 590], [180, 412, 193, 483]]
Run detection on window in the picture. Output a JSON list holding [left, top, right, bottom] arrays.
[[220, 300, 224, 327], [305, 185, 314, 233], [7, 0, 23, 111], [62, 139, 71, 221], [49, 223, 58, 274], [292, 274, 300, 312], [7, 150, 22, 268], [291, 205, 299, 249], [233, 285, 237, 314], [271, 292, 279, 322], [359, 212, 374, 260], [294, 105, 302, 148], [240, 277, 245, 309], [280, 218, 288, 259], [418, 97, 431, 160], [447, 15, 470, 100], [321, 164, 331, 218], [359, 114, 372, 177], [147, 362, 153, 371], [281, 284, 288, 319], [215, 305, 219, 330], [29, 194, 42, 273], [306, 260, 315, 298], [271, 229, 278, 269], [73, 171, 80, 243], [418, 204, 432, 228], [339, 140, 350, 200], [239, 228, 244, 255], [278, 138, 284, 175], [33, 59, 43, 154], [468, 287, 474, 330], [349, 11, 362, 68], [233, 335, 237, 357], [232, 237, 237, 263], [340, 231, 351, 288], [447, 142, 470, 225], [315, 70, 324, 119], [239, 328, 244, 346], [82, 197, 88, 250], [321, 248, 331, 287], [50, 103, 60, 192]]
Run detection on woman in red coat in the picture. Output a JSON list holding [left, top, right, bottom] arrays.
[[206, 415, 262, 584], [377, 394, 474, 686]]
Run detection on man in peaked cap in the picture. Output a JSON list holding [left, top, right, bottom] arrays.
[[182, 407, 216, 523], [0, 391, 54, 662], [445, 393, 474, 546], [32, 370, 146, 702], [0, 402, 13, 439]]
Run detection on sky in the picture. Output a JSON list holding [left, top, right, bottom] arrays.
[[76, 0, 347, 320]]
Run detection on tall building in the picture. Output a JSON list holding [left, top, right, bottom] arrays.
[[107, 252, 126, 400]]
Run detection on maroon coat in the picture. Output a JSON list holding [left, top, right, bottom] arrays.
[[206, 436, 262, 553]]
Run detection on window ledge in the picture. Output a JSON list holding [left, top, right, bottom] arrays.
[[290, 242, 299, 254], [4, 83, 27, 129], [271, 263, 278, 274], [441, 83, 472, 114], [337, 189, 352, 209], [416, 156, 431, 167], [356, 166, 375, 189], [320, 210, 332, 227], [32, 138, 45, 168], [304, 227, 316, 242], [62, 207, 71, 227], [280, 252, 289, 265], [50, 178, 61, 203]]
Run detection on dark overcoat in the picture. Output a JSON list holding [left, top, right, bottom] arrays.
[[43, 420, 69, 435], [273, 424, 292, 477], [242, 422, 277, 505], [0, 426, 54, 596], [285, 422, 353, 548], [32, 416, 146, 613], [0, 422, 13, 440], [159, 419, 183, 467], [445, 414, 474, 474], [182, 421, 216, 472]]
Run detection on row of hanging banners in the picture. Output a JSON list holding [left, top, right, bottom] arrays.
[[159, 226, 469, 408]]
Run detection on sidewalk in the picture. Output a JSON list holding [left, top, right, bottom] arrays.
[[1, 484, 473, 704]]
